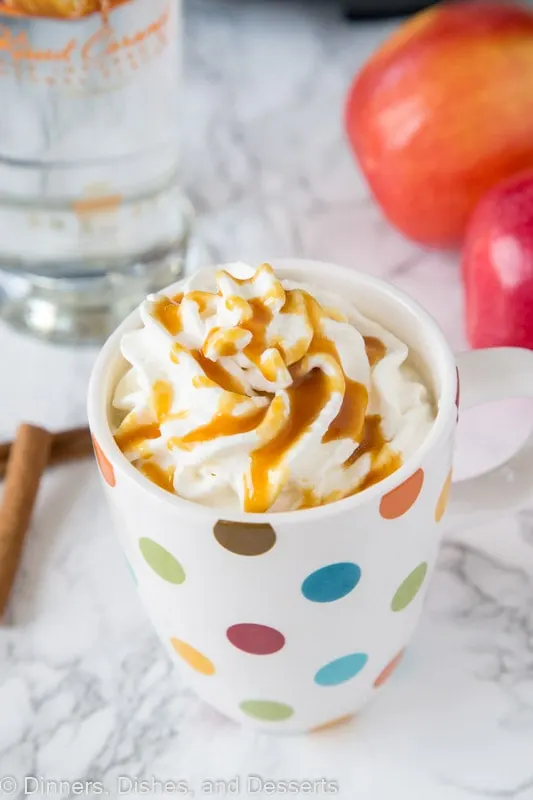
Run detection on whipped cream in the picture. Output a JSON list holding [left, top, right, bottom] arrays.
[[111, 262, 435, 512]]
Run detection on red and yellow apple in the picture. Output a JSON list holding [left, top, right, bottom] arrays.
[[462, 170, 533, 349], [346, 2, 533, 248]]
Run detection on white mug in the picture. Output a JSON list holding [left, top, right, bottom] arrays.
[[87, 259, 533, 733]]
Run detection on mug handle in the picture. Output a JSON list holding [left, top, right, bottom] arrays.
[[448, 347, 533, 525]]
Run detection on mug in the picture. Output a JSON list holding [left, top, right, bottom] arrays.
[[87, 258, 533, 733]]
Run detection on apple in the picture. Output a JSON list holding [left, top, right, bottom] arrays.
[[462, 171, 533, 349], [345, 2, 533, 248]]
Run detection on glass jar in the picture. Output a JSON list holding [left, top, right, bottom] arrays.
[[0, 0, 193, 343]]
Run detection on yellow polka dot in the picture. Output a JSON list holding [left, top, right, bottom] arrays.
[[170, 638, 215, 676], [435, 470, 452, 522]]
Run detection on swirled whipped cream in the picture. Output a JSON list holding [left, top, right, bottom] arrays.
[[111, 262, 435, 512]]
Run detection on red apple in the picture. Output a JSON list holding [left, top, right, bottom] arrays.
[[462, 171, 533, 349], [346, 2, 533, 248]]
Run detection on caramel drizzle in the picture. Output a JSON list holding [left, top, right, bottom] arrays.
[[114, 265, 402, 510], [152, 380, 173, 421], [246, 368, 332, 513], [140, 462, 176, 493], [114, 420, 160, 453], [171, 345, 244, 396], [350, 416, 403, 492], [364, 336, 386, 367], [169, 397, 268, 450], [153, 295, 183, 336]]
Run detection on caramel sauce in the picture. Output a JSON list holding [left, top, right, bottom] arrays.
[[154, 296, 182, 336], [137, 443, 154, 460], [344, 415, 386, 468], [357, 450, 403, 493], [140, 462, 176, 493], [277, 291, 312, 365], [243, 288, 394, 511], [115, 419, 161, 453], [322, 379, 368, 445], [303, 290, 341, 362], [364, 336, 386, 367], [151, 380, 173, 422], [298, 486, 321, 509], [295, 416, 402, 510], [323, 306, 348, 323], [300, 290, 368, 446], [245, 368, 332, 512], [187, 290, 215, 316], [203, 326, 244, 358], [242, 298, 274, 367], [192, 376, 218, 390], [191, 349, 245, 395], [116, 264, 401, 510], [225, 295, 252, 317], [171, 344, 244, 396], [259, 349, 286, 383], [166, 410, 189, 421], [169, 396, 268, 450], [344, 415, 402, 490]]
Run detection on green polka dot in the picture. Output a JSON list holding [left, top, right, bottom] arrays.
[[391, 562, 427, 612], [240, 700, 294, 722], [139, 538, 185, 584]]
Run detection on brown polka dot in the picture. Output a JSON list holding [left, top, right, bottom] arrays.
[[373, 650, 404, 688], [309, 714, 355, 734], [379, 469, 424, 519], [435, 470, 452, 522], [92, 436, 116, 487], [213, 520, 276, 556]]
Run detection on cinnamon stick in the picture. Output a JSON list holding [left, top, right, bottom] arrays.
[[0, 424, 52, 616], [0, 426, 92, 480]]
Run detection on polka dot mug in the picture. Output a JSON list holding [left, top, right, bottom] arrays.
[[88, 259, 533, 733]]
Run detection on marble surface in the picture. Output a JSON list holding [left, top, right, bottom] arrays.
[[1, 0, 533, 798]]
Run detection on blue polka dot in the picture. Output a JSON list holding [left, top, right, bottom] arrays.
[[315, 653, 368, 686], [301, 562, 361, 603]]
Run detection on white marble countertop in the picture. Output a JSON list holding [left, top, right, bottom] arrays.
[[1, 1, 533, 798]]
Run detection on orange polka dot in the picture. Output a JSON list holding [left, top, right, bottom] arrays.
[[170, 638, 215, 676], [373, 650, 404, 688], [435, 470, 452, 522], [92, 436, 116, 487], [309, 714, 355, 734], [379, 469, 424, 519]]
